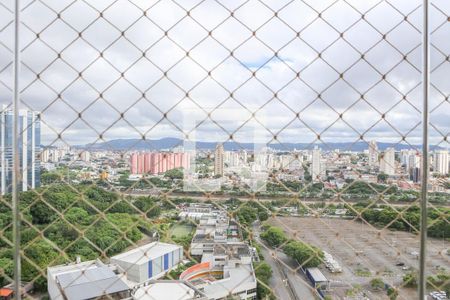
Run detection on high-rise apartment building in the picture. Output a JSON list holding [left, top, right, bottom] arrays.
[[79, 151, 91, 162], [41, 147, 66, 163], [311, 147, 321, 181], [214, 143, 224, 177], [0, 107, 41, 194], [380, 147, 396, 176], [224, 151, 240, 168], [433, 150, 449, 175], [130, 152, 190, 175], [368, 140, 379, 167], [408, 152, 421, 183]]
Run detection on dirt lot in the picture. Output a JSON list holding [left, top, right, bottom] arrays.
[[268, 216, 450, 300]]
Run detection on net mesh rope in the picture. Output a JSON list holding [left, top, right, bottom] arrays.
[[0, 0, 449, 299]]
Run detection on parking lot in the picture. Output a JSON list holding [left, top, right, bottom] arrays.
[[268, 217, 450, 299]]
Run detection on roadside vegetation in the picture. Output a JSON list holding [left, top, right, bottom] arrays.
[[402, 270, 450, 295], [349, 203, 450, 239], [260, 226, 323, 269], [254, 262, 274, 300], [233, 201, 270, 239]]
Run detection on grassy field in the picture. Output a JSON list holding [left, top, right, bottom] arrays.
[[170, 223, 194, 238]]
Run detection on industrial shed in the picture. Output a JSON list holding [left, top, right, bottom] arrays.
[[306, 267, 329, 289], [111, 242, 183, 283]]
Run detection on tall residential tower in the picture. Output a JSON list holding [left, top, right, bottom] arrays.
[[0, 107, 41, 194], [214, 143, 224, 177], [380, 147, 396, 176], [433, 150, 449, 175], [311, 146, 321, 181], [368, 140, 379, 167]]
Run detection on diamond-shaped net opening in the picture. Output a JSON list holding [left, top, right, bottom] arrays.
[[0, 0, 449, 300]]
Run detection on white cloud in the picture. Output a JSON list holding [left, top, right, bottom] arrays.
[[0, 0, 448, 148]]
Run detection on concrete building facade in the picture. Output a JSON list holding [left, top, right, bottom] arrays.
[[433, 150, 449, 175], [110, 242, 183, 284], [0, 108, 41, 194], [130, 152, 190, 175], [380, 147, 396, 176], [214, 143, 224, 177]]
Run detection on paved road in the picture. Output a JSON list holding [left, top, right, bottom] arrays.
[[253, 224, 319, 300], [276, 251, 319, 300], [257, 243, 296, 300], [253, 225, 295, 300]]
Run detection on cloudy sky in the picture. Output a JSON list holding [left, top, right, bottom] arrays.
[[0, 0, 449, 150]]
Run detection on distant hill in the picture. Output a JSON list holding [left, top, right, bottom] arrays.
[[75, 138, 440, 152]]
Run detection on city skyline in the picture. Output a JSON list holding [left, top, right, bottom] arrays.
[[0, 1, 449, 300]]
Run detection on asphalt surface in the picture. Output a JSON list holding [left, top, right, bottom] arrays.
[[253, 224, 319, 300], [258, 244, 296, 300], [270, 217, 450, 300], [253, 226, 295, 300], [276, 251, 319, 300]]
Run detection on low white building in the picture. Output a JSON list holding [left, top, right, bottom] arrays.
[[190, 213, 231, 256], [47, 260, 129, 300], [181, 243, 257, 300], [110, 242, 183, 284], [132, 280, 207, 300]]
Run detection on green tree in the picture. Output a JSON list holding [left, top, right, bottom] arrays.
[[283, 240, 323, 268], [65, 207, 92, 226], [108, 200, 137, 214], [134, 197, 161, 218], [260, 227, 287, 248], [44, 221, 79, 249], [236, 205, 258, 225], [85, 219, 131, 255], [258, 209, 269, 222], [65, 239, 99, 261], [84, 186, 119, 211], [24, 240, 61, 269], [106, 213, 143, 243], [164, 168, 184, 180], [0, 257, 13, 287], [428, 218, 450, 238], [254, 262, 274, 300], [41, 172, 62, 185], [30, 202, 56, 224]]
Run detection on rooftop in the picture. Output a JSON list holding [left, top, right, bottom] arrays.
[[133, 281, 202, 300], [213, 243, 250, 259], [111, 242, 181, 264], [307, 267, 328, 283], [54, 265, 128, 300], [0, 288, 13, 297], [202, 264, 256, 299]]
